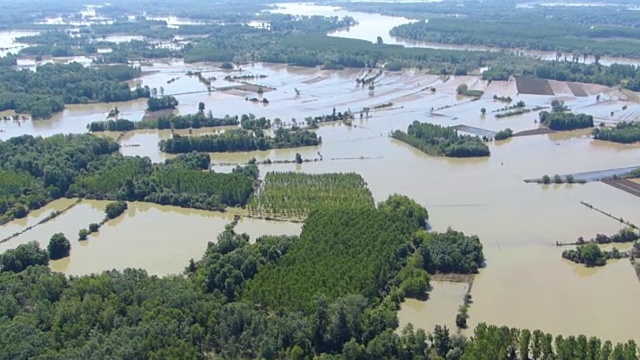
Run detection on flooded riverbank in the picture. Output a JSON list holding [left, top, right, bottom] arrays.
[[1, 55, 640, 342]]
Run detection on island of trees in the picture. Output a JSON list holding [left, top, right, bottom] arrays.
[[392, 121, 490, 158], [562, 228, 640, 267], [539, 111, 594, 131], [0, 62, 148, 118], [88, 112, 240, 132], [159, 128, 320, 154], [592, 122, 640, 144]]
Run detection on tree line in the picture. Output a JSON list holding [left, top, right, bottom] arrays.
[[392, 121, 490, 158], [592, 122, 640, 144], [88, 112, 240, 132], [159, 128, 321, 154]]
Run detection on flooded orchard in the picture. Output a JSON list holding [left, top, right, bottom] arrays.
[[1, 3, 640, 344]]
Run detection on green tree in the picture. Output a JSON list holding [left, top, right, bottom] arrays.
[[78, 228, 89, 240], [48, 233, 71, 260], [198, 102, 205, 112], [481, 108, 486, 115], [89, 223, 100, 233]]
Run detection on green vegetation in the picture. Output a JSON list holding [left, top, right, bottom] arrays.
[[0, 241, 48, 273], [88, 112, 239, 132], [159, 128, 320, 154], [248, 172, 374, 219], [483, 57, 640, 91], [69, 153, 256, 211], [562, 242, 615, 267], [146, 95, 178, 112], [539, 110, 594, 131], [47, 233, 70, 260], [105, 201, 128, 220], [592, 122, 640, 144], [240, 114, 271, 131], [0, 210, 637, 358], [0, 62, 148, 118], [0, 134, 119, 224], [392, 16, 640, 59], [456, 83, 483, 98], [494, 128, 513, 141], [392, 121, 490, 158], [244, 195, 430, 313], [417, 229, 485, 274], [562, 229, 639, 267], [184, 24, 499, 73], [78, 228, 89, 241]]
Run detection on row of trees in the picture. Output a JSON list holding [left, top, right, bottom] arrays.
[[248, 172, 375, 219], [159, 128, 321, 154], [88, 112, 240, 132], [592, 122, 640, 144], [392, 121, 490, 158]]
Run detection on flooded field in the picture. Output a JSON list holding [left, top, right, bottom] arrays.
[[270, 3, 640, 66], [1, 6, 640, 341], [0, 200, 301, 276], [398, 281, 468, 333]]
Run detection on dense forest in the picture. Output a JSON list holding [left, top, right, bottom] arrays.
[[248, 172, 375, 219], [244, 195, 431, 313], [181, 23, 498, 74], [2, 195, 636, 358], [592, 122, 640, 144], [0, 134, 119, 224], [392, 121, 490, 158], [68, 152, 257, 211], [391, 16, 640, 59], [159, 128, 320, 154], [0, 62, 148, 118], [0, 135, 258, 224], [88, 112, 240, 132]]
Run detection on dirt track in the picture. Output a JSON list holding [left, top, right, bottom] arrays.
[[603, 179, 640, 198]]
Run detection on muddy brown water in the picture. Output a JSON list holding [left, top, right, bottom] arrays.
[[1, 59, 640, 342]]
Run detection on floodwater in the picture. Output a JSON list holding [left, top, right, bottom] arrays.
[[0, 199, 302, 276], [398, 281, 468, 333], [1, 56, 640, 342], [0, 30, 40, 57], [270, 3, 640, 66]]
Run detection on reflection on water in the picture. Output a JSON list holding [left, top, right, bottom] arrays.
[[0, 56, 639, 341], [398, 281, 468, 333]]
